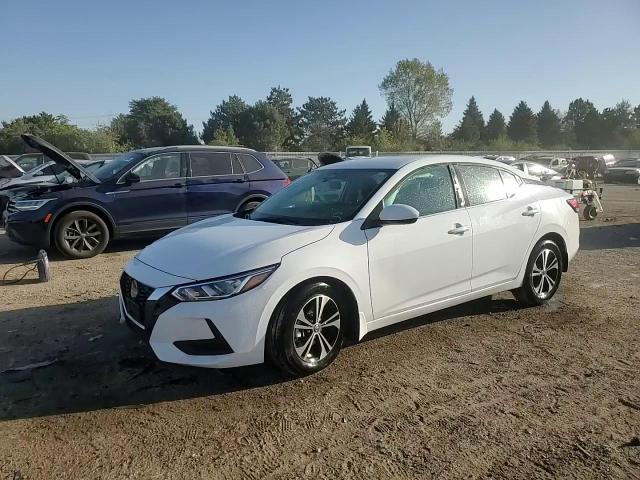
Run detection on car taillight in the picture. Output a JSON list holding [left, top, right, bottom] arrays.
[[283, 178, 291, 187], [566, 198, 580, 213]]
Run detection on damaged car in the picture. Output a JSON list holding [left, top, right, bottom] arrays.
[[4, 135, 289, 258]]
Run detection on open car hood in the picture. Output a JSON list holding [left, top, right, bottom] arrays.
[[20, 134, 100, 183], [0, 155, 25, 179]]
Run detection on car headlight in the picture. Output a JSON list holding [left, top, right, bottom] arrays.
[[171, 264, 278, 302], [13, 199, 55, 211]]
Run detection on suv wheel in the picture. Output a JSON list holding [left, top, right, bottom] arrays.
[[512, 239, 563, 306], [267, 282, 345, 376], [238, 199, 262, 217], [54, 210, 110, 259]]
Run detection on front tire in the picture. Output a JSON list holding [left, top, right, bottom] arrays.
[[266, 283, 345, 376], [54, 210, 110, 259], [512, 239, 563, 306]]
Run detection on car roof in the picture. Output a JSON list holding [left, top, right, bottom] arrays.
[[321, 154, 515, 171], [130, 145, 259, 155]]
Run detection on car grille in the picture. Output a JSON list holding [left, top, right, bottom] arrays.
[[6, 199, 17, 215], [120, 272, 154, 328]]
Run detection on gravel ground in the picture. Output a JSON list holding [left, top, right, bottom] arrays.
[[1, 184, 639, 479]]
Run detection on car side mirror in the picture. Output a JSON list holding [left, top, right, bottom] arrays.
[[379, 204, 419, 225], [123, 172, 140, 185]]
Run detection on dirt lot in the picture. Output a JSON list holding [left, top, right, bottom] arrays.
[[1, 185, 639, 479]]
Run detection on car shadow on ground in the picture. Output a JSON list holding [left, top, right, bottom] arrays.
[[580, 222, 640, 250], [0, 229, 159, 266], [0, 295, 521, 421]]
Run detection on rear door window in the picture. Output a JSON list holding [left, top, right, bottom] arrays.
[[457, 165, 507, 205], [190, 152, 232, 176]]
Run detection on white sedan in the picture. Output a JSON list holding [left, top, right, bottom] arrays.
[[119, 156, 579, 375]]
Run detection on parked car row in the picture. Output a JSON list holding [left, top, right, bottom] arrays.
[[2, 136, 581, 376], [3, 135, 289, 258], [604, 157, 640, 183], [484, 153, 639, 185]]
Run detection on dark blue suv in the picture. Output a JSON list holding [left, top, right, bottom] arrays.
[[5, 135, 289, 259]]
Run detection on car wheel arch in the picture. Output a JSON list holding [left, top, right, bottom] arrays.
[[536, 232, 568, 272], [49, 202, 116, 244], [235, 194, 269, 213], [267, 276, 361, 344]]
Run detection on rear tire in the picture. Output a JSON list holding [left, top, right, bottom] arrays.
[[583, 205, 597, 220], [237, 200, 262, 217], [54, 210, 110, 259], [512, 239, 563, 306], [266, 282, 345, 377]]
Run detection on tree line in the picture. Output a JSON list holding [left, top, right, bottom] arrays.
[[1, 58, 639, 155]]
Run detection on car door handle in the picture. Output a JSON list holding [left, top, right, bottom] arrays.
[[447, 223, 471, 235], [169, 183, 184, 188], [522, 206, 540, 216], [231, 178, 245, 183]]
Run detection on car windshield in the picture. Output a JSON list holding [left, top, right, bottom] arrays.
[[346, 148, 370, 157], [250, 168, 393, 226], [92, 151, 146, 181], [56, 161, 104, 184], [16, 155, 48, 171]]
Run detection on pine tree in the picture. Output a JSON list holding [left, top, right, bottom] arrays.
[[536, 101, 562, 147], [484, 109, 506, 141], [380, 103, 410, 147], [201, 95, 248, 144], [451, 96, 485, 144], [346, 99, 377, 143], [507, 101, 537, 143]]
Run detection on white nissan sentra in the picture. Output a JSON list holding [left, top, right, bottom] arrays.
[[119, 156, 579, 376]]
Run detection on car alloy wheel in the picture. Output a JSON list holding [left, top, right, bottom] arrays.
[[513, 239, 563, 306], [63, 218, 103, 254], [292, 294, 341, 365], [530, 248, 560, 299], [266, 282, 346, 376], [54, 210, 110, 259]]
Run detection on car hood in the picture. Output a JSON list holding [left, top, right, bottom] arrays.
[[135, 214, 334, 281], [0, 155, 25, 179], [1, 177, 57, 190], [0, 181, 70, 198], [20, 134, 100, 183]]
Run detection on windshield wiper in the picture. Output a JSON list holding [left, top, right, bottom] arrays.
[[251, 215, 303, 225]]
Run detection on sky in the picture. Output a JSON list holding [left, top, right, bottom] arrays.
[[1, 0, 639, 135]]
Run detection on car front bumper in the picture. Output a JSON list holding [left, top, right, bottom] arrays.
[[6, 217, 50, 247], [119, 257, 271, 368]]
